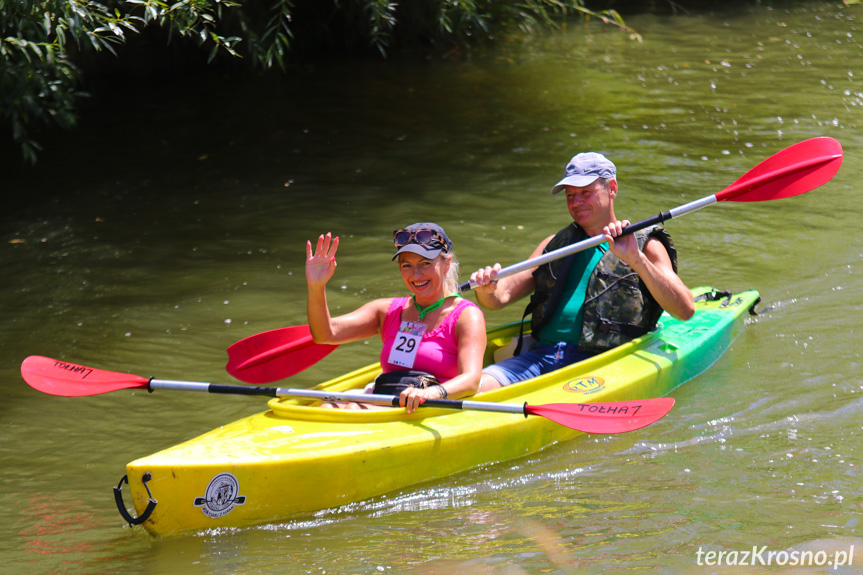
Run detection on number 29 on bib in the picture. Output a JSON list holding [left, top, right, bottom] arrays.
[[387, 321, 426, 368]]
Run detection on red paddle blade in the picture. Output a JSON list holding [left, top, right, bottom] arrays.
[[226, 325, 338, 384], [718, 137, 842, 203], [21, 355, 150, 397], [525, 397, 675, 434]]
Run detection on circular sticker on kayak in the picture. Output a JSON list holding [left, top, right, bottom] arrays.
[[193, 472, 246, 519], [563, 376, 605, 395]]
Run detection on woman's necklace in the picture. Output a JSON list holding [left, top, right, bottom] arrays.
[[412, 293, 458, 321]]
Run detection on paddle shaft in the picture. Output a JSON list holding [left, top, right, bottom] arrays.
[[22, 355, 673, 433], [151, 378, 526, 414]]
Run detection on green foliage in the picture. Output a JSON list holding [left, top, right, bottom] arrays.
[[363, 0, 398, 56], [1, 0, 635, 164], [1, 0, 138, 163], [126, 0, 244, 60], [247, 0, 294, 68], [1, 0, 250, 163]]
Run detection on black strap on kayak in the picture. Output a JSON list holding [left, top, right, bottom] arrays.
[[693, 289, 733, 303], [114, 472, 157, 526], [694, 288, 764, 315], [513, 307, 531, 357], [595, 317, 649, 339]]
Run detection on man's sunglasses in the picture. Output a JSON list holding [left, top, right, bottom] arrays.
[[393, 229, 446, 249]]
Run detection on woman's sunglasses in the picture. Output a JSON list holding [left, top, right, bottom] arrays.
[[393, 228, 446, 249]]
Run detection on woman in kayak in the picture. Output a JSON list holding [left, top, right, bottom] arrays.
[[306, 223, 487, 412]]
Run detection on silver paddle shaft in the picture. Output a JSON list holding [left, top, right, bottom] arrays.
[[458, 194, 718, 292], [149, 379, 526, 414]]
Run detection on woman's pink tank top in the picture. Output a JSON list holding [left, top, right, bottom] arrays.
[[379, 296, 479, 382]]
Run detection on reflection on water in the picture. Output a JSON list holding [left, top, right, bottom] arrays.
[[17, 496, 98, 559], [9, 493, 149, 575], [2, 1, 862, 573]]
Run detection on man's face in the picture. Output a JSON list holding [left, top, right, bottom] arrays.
[[564, 179, 617, 230]]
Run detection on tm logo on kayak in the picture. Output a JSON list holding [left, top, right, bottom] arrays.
[[563, 376, 605, 395], [194, 473, 246, 519]]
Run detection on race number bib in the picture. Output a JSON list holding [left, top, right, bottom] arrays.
[[387, 321, 426, 368]]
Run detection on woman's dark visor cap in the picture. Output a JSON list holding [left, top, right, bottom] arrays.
[[392, 223, 453, 260]]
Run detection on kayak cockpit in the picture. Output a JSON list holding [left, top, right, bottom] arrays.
[[267, 287, 759, 423]]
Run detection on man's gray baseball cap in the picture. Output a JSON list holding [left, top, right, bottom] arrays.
[[551, 152, 617, 194]]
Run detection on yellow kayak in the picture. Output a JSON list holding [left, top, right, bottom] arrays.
[[121, 287, 760, 536]]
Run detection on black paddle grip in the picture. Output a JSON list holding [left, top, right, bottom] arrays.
[[419, 398, 464, 409], [622, 211, 673, 236], [208, 383, 279, 397]]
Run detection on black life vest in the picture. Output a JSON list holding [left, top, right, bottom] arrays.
[[522, 222, 677, 354]]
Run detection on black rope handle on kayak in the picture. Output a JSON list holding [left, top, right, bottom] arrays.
[[693, 288, 733, 303], [113, 472, 157, 526], [694, 288, 764, 316]]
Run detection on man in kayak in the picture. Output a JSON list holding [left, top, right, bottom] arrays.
[[307, 223, 487, 412], [470, 152, 695, 391]]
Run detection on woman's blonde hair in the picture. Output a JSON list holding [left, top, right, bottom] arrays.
[[442, 252, 460, 295]]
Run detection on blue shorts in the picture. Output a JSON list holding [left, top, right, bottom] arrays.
[[483, 341, 594, 386]]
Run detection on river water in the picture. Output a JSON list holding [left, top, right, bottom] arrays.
[[3, 2, 862, 573]]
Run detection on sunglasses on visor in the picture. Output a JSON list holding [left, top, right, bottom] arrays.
[[393, 228, 447, 249]]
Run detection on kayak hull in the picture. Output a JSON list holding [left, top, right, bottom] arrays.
[[123, 287, 759, 536]]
